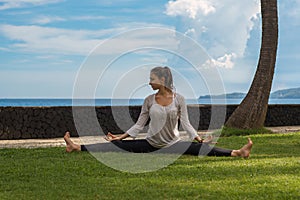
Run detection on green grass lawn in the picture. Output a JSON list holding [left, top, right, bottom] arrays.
[[1, 133, 300, 200]]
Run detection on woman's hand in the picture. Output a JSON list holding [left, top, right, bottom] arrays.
[[202, 135, 217, 144], [202, 135, 216, 144], [105, 132, 129, 141], [195, 135, 217, 144], [105, 132, 121, 141]]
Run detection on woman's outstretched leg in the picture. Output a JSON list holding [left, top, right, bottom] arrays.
[[63, 132, 158, 153], [207, 137, 253, 158], [176, 138, 253, 158], [231, 138, 253, 158], [64, 132, 81, 152]]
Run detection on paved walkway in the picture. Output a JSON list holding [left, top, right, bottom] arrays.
[[0, 126, 299, 149]]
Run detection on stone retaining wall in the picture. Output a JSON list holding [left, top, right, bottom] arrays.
[[0, 105, 299, 139]]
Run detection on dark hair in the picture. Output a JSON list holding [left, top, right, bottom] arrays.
[[151, 66, 174, 91]]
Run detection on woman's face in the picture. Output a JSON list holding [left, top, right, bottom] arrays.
[[149, 73, 164, 90]]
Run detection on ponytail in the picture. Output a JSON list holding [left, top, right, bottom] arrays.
[[151, 66, 174, 92]]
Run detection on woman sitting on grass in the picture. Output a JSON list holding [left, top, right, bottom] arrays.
[[64, 66, 252, 158]]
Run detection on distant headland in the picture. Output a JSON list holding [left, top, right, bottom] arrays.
[[199, 87, 300, 99]]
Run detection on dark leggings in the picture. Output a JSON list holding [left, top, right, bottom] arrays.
[[81, 139, 232, 157]]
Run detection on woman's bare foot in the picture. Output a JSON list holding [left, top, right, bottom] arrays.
[[231, 138, 253, 158], [64, 132, 81, 152]]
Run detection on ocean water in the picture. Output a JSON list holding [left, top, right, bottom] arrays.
[[0, 98, 299, 107]]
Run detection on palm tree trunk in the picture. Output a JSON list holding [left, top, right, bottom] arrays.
[[225, 0, 278, 129]]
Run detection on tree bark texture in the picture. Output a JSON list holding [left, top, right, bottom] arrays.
[[225, 0, 278, 129]]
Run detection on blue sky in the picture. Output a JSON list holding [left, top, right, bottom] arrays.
[[0, 0, 299, 99]]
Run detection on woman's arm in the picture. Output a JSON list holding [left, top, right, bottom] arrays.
[[105, 96, 152, 141], [126, 95, 151, 138], [178, 95, 204, 142]]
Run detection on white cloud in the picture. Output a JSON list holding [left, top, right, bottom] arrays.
[[184, 28, 196, 36], [32, 16, 66, 25], [0, 0, 63, 10], [165, 0, 216, 19], [165, 0, 261, 68], [0, 24, 102, 55], [71, 16, 106, 21], [0, 24, 179, 56], [202, 53, 237, 69], [31, 15, 107, 25], [0, 46, 11, 51]]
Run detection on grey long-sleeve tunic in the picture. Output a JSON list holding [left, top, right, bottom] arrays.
[[126, 93, 198, 148]]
